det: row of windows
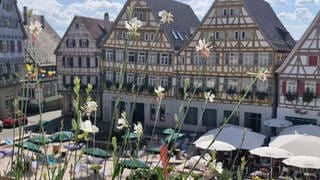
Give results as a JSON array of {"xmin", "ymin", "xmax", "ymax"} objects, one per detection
[
  {"xmin": 189, "ymin": 52, "xmax": 271, "ymax": 66},
  {"xmin": 105, "ymin": 71, "xmax": 171, "ymax": 87},
  {"xmin": 105, "ymin": 49, "xmax": 172, "ymax": 65},
  {"xmin": 0, "ymin": 16, "xmax": 18, "ymax": 28},
  {"xmin": 66, "ymin": 39, "xmax": 89, "ymax": 48},
  {"xmin": 62, "ymin": 56, "xmax": 98, "ymax": 68},
  {"xmin": 283, "ymin": 80, "xmax": 320, "ymax": 96},
  {"xmin": 0, "ymin": 63, "xmax": 23, "ymax": 75},
  {"xmin": 63, "ymin": 75, "xmax": 98, "ymax": 86},
  {"xmin": 203, "ymin": 30, "xmax": 252, "ymax": 41},
  {"xmin": 43, "ymin": 85, "xmax": 56, "ymax": 98},
  {"xmin": 118, "ymin": 31, "xmax": 157, "ymax": 41},
  {"xmin": 0, "ymin": 39, "xmax": 22, "ymax": 53}
]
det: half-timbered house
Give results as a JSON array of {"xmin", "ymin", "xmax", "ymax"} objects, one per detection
[
  {"xmin": 55, "ymin": 15, "xmax": 112, "ymax": 118},
  {"xmin": 177, "ymin": 0, "xmax": 295, "ymax": 133},
  {"xmin": 24, "ymin": 11, "xmax": 62, "ymax": 112},
  {"xmin": 0, "ymin": 0, "xmax": 26, "ymax": 118},
  {"xmin": 277, "ymin": 11, "xmax": 320, "ymax": 125},
  {"xmin": 100, "ymin": 0, "xmax": 199, "ymax": 129}
]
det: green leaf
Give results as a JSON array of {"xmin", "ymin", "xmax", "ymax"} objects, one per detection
[{"xmin": 72, "ymin": 118, "xmax": 78, "ymax": 131}]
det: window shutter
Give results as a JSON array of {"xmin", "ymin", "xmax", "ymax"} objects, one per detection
[
  {"xmin": 190, "ymin": 52, "xmax": 194, "ymax": 65},
  {"xmin": 0, "ymin": 40, "xmax": 2, "ymax": 51},
  {"xmin": 269, "ymin": 53, "xmax": 273, "ymax": 66},
  {"xmin": 140, "ymin": 32, "xmax": 145, "ymax": 41},
  {"xmin": 157, "ymin": 53, "xmax": 160, "ymax": 65},
  {"xmin": 169, "ymin": 54, "xmax": 172, "ymax": 65},
  {"xmin": 254, "ymin": 53, "xmax": 258, "ymax": 65},
  {"xmin": 224, "ymin": 78, "xmax": 228, "ymax": 90},
  {"xmin": 95, "ymin": 57, "xmax": 98, "ymax": 67},
  {"xmin": 298, "ymin": 80, "xmax": 305, "ymax": 96},
  {"xmin": 79, "ymin": 39, "xmax": 82, "ymax": 47},
  {"xmin": 168, "ymin": 77, "xmax": 172, "ymax": 88},
  {"xmin": 86, "ymin": 40, "xmax": 89, "ymax": 47},
  {"xmin": 113, "ymin": 72, "xmax": 117, "ymax": 82},
  {"xmin": 66, "ymin": 39, "xmax": 69, "ymax": 47},
  {"xmin": 145, "ymin": 75, "xmax": 149, "ymax": 87},
  {"xmin": 135, "ymin": 52, "xmax": 138, "ymax": 62},
  {"xmin": 316, "ymin": 83, "xmax": 320, "ymax": 97},
  {"xmin": 308, "ymin": 56, "xmax": 318, "ymax": 66},
  {"xmin": 113, "ymin": 49, "xmax": 116, "ymax": 62},
  {"xmin": 224, "ymin": 53, "xmax": 229, "ymax": 65},
  {"xmin": 70, "ymin": 57, "xmax": 74, "ymax": 67},
  {"xmin": 72, "ymin": 39, "xmax": 76, "ymax": 47},
  {"xmin": 63, "ymin": 76, "xmax": 66, "ymax": 85},
  {"xmin": 239, "ymin": 53, "xmax": 243, "ymax": 65},
  {"xmin": 62, "ymin": 57, "xmax": 65, "ymax": 66},
  {"xmin": 281, "ymin": 80, "xmax": 286, "ymax": 94}
]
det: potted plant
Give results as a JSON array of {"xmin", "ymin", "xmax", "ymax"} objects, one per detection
[
  {"xmin": 239, "ymin": 89, "xmax": 251, "ymax": 99},
  {"xmin": 255, "ymin": 91, "xmax": 268, "ymax": 101},
  {"xmin": 105, "ymin": 80, "xmax": 113, "ymax": 88},
  {"xmin": 303, "ymin": 91, "xmax": 315, "ymax": 103},
  {"xmin": 285, "ymin": 92, "xmax": 297, "ymax": 101},
  {"xmin": 226, "ymin": 88, "xmax": 237, "ymax": 97}
]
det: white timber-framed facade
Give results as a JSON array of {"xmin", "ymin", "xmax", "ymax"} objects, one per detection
[
  {"xmin": 177, "ymin": 0, "xmax": 295, "ymax": 134},
  {"xmin": 100, "ymin": 0, "xmax": 199, "ymax": 131},
  {"xmin": 55, "ymin": 15, "xmax": 112, "ymax": 119},
  {"xmin": 277, "ymin": 11, "xmax": 320, "ymax": 125}
]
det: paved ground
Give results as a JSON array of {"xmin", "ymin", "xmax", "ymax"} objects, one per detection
[{"xmin": 0, "ymin": 110, "xmax": 62, "ymax": 141}]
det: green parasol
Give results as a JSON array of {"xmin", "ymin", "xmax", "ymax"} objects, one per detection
[
  {"xmin": 121, "ymin": 159, "xmax": 148, "ymax": 169},
  {"xmin": 50, "ymin": 131, "xmax": 74, "ymax": 142},
  {"xmin": 15, "ymin": 141, "xmax": 41, "ymax": 153},
  {"xmin": 29, "ymin": 134, "xmax": 52, "ymax": 144},
  {"xmin": 122, "ymin": 132, "xmax": 138, "ymax": 140},
  {"xmin": 85, "ymin": 147, "xmax": 109, "ymax": 158},
  {"xmin": 165, "ymin": 132, "xmax": 184, "ymax": 143},
  {"xmin": 162, "ymin": 128, "xmax": 176, "ymax": 135}
]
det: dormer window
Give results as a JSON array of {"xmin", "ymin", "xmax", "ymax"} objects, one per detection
[
  {"xmin": 80, "ymin": 39, "xmax": 89, "ymax": 48},
  {"xmin": 134, "ymin": 11, "xmax": 146, "ymax": 21},
  {"xmin": 66, "ymin": 39, "xmax": 76, "ymax": 48},
  {"xmin": 171, "ymin": 31, "xmax": 179, "ymax": 40}
]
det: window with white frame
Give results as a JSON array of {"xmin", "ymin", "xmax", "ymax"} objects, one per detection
[
  {"xmin": 65, "ymin": 75, "xmax": 71, "ymax": 85},
  {"xmin": 228, "ymin": 78, "xmax": 238, "ymax": 91},
  {"xmin": 82, "ymin": 76, "xmax": 88, "ymax": 85},
  {"xmin": 81, "ymin": 57, "xmax": 87, "ymax": 67},
  {"xmin": 66, "ymin": 57, "xmax": 73, "ymax": 67},
  {"xmin": 137, "ymin": 74, "xmax": 145, "ymax": 86},
  {"xmin": 178, "ymin": 56, "xmax": 186, "ymax": 64},
  {"xmin": 137, "ymin": 52, "xmax": 146, "ymax": 64},
  {"xmin": 115, "ymin": 72, "xmax": 123, "ymax": 83},
  {"xmin": 128, "ymin": 51, "xmax": 135, "ymax": 62},
  {"xmin": 215, "ymin": 31, "xmax": 220, "ymax": 40},
  {"xmin": 208, "ymin": 52, "xmax": 219, "ymax": 65},
  {"xmin": 258, "ymin": 53, "xmax": 269, "ymax": 66},
  {"xmin": 241, "ymin": 31, "xmax": 246, "ymax": 40},
  {"xmin": 73, "ymin": 58, "xmax": 79, "ymax": 67},
  {"xmin": 89, "ymin": 58, "xmax": 96, "ymax": 67},
  {"xmin": 90, "ymin": 76, "xmax": 96, "ymax": 85},
  {"xmin": 10, "ymin": 64, "xmax": 14, "ymax": 73},
  {"xmin": 257, "ymin": 81, "xmax": 268, "ymax": 92},
  {"xmin": 229, "ymin": 52, "xmax": 239, "ymax": 65},
  {"xmin": 106, "ymin": 71, "xmax": 113, "ymax": 81},
  {"xmin": 127, "ymin": 73, "xmax": 134, "ymax": 83},
  {"xmin": 180, "ymin": 76, "xmax": 189, "ymax": 87},
  {"xmin": 229, "ymin": 8, "xmax": 235, "ymax": 16},
  {"xmin": 194, "ymin": 76, "xmax": 202, "ymax": 87},
  {"xmin": 305, "ymin": 81, "xmax": 316, "ymax": 93},
  {"xmin": 116, "ymin": 50, "xmax": 124, "ymax": 62},
  {"xmin": 106, "ymin": 49, "xmax": 113, "ymax": 61},
  {"xmin": 160, "ymin": 76, "xmax": 168, "ymax": 87},
  {"xmin": 194, "ymin": 52, "xmax": 204, "ymax": 65},
  {"xmin": 223, "ymin": 8, "xmax": 228, "ymax": 16},
  {"xmin": 148, "ymin": 52, "xmax": 157, "ymax": 64},
  {"xmin": 160, "ymin": 53, "xmax": 169, "ymax": 65},
  {"xmin": 134, "ymin": 11, "xmax": 145, "ymax": 21},
  {"xmin": 150, "ymin": 33, "xmax": 155, "ymax": 41},
  {"xmin": 243, "ymin": 52, "xmax": 254, "ymax": 65},
  {"xmin": 144, "ymin": 33, "xmax": 149, "ymax": 41},
  {"xmin": 148, "ymin": 75, "xmax": 156, "ymax": 86},
  {"xmin": 287, "ymin": 80, "xmax": 297, "ymax": 93},
  {"xmin": 120, "ymin": 31, "xmax": 127, "ymax": 39},
  {"xmin": 206, "ymin": 78, "xmax": 216, "ymax": 88}
]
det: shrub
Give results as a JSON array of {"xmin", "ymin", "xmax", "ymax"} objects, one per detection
[
  {"xmin": 303, "ymin": 91, "xmax": 315, "ymax": 103},
  {"xmin": 285, "ymin": 92, "xmax": 297, "ymax": 101}
]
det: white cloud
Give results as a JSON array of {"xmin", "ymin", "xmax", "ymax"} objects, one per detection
[
  {"xmin": 278, "ymin": 8, "xmax": 314, "ymax": 23},
  {"xmin": 177, "ymin": 0, "xmax": 213, "ymax": 19},
  {"xmin": 17, "ymin": 0, "xmax": 123, "ymax": 36},
  {"xmin": 295, "ymin": 0, "xmax": 320, "ymax": 6},
  {"xmin": 265, "ymin": 0, "xmax": 288, "ymax": 6}
]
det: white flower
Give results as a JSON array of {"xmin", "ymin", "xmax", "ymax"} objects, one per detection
[
  {"xmin": 125, "ymin": 17, "xmax": 142, "ymax": 32},
  {"xmin": 196, "ymin": 38, "xmax": 212, "ymax": 58},
  {"xmin": 117, "ymin": 112, "xmax": 129, "ymax": 130},
  {"xmin": 158, "ymin": 10, "xmax": 174, "ymax": 24},
  {"xmin": 80, "ymin": 120, "xmax": 99, "ymax": 133},
  {"xmin": 154, "ymin": 85, "xmax": 165, "ymax": 94},
  {"xmin": 83, "ymin": 101, "xmax": 98, "ymax": 116},
  {"xmin": 215, "ymin": 162, "xmax": 223, "ymax": 174},
  {"xmin": 29, "ymin": 20, "xmax": 42, "ymax": 39},
  {"xmin": 248, "ymin": 68, "xmax": 269, "ymax": 82},
  {"xmin": 133, "ymin": 122, "xmax": 143, "ymax": 138},
  {"xmin": 204, "ymin": 91, "xmax": 215, "ymax": 102}
]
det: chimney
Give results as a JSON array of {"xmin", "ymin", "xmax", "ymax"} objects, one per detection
[
  {"xmin": 40, "ymin": 15, "xmax": 45, "ymax": 29},
  {"xmin": 23, "ymin": 6, "xmax": 28, "ymax": 25},
  {"xmin": 104, "ymin": 13, "xmax": 109, "ymax": 23}
]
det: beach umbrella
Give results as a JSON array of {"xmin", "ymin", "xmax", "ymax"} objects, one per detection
[
  {"xmin": 280, "ymin": 124, "xmax": 320, "ymax": 137},
  {"xmin": 194, "ymin": 140, "xmax": 236, "ymax": 151},
  {"xmin": 85, "ymin": 147, "xmax": 109, "ymax": 158},
  {"xmin": 122, "ymin": 132, "xmax": 138, "ymax": 140},
  {"xmin": 269, "ymin": 134, "xmax": 320, "ymax": 157},
  {"xmin": 28, "ymin": 134, "xmax": 52, "ymax": 144},
  {"xmin": 163, "ymin": 128, "xmax": 175, "ymax": 135},
  {"xmin": 283, "ymin": 156, "xmax": 320, "ymax": 169},
  {"xmin": 165, "ymin": 132, "xmax": 184, "ymax": 142},
  {"xmin": 147, "ymin": 147, "xmax": 161, "ymax": 154},
  {"xmin": 264, "ymin": 118, "xmax": 292, "ymax": 128},
  {"xmin": 50, "ymin": 131, "xmax": 74, "ymax": 142},
  {"xmin": 16, "ymin": 141, "xmax": 41, "ymax": 153},
  {"xmin": 195, "ymin": 124, "xmax": 266, "ymax": 150},
  {"xmin": 250, "ymin": 147, "xmax": 293, "ymax": 159},
  {"xmin": 121, "ymin": 159, "xmax": 148, "ymax": 169}
]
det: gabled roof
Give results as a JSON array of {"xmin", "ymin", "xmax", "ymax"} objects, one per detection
[
  {"xmin": 99, "ymin": 0, "xmax": 200, "ymax": 51},
  {"xmin": 243, "ymin": 0, "xmax": 295, "ymax": 51},
  {"xmin": 276, "ymin": 11, "xmax": 320, "ymax": 73},
  {"xmin": 25, "ymin": 14, "xmax": 61, "ymax": 66},
  {"xmin": 146, "ymin": 0, "xmax": 200, "ymax": 50},
  {"xmin": 75, "ymin": 16, "xmax": 113, "ymax": 43},
  {"xmin": 55, "ymin": 15, "xmax": 113, "ymax": 53}
]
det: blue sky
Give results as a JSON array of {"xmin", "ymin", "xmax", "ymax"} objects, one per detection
[{"xmin": 17, "ymin": 0, "xmax": 320, "ymax": 40}]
